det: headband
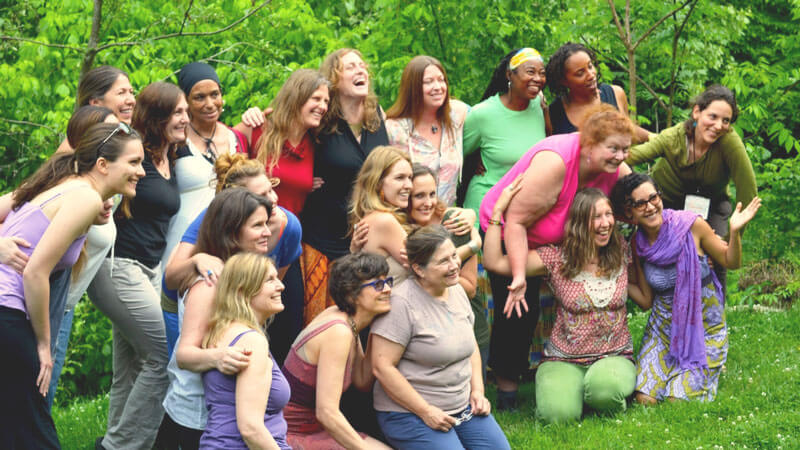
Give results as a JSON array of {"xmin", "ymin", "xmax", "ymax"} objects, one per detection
[{"xmin": 509, "ymin": 48, "xmax": 543, "ymax": 70}]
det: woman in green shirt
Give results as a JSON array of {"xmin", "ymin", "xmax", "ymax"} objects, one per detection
[{"xmin": 627, "ymin": 84, "xmax": 757, "ymax": 289}]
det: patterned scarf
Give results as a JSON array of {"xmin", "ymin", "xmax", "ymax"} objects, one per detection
[{"xmin": 634, "ymin": 209, "xmax": 719, "ymax": 370}]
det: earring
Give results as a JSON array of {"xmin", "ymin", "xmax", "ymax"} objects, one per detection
[
  {"xmin": 692, "ymin": 120, "xmax": 697, "ymax": 127},
  {"xmin": 507, "ymin": 80, "xmax": 511, "ymax": 91}
]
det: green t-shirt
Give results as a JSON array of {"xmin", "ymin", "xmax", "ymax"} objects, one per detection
[
  {"xmin": 627, "ymin": 124, "xmax": 757, "ymax": 208},
  {"xmin": 462, "ymin": 94, "xmax": 546, "ymax": 214}
]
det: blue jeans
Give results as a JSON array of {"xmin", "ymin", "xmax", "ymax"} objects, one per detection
[
  {"xmin": 377, "ymin": 407, "xmax": 510, "ymax": 450},
  {"xmin": 47, "ymin": 307, "xmax": 76, "ymax": 409}
]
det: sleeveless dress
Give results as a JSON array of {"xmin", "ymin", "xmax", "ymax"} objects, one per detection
[
  {"xmin": 201, "ymin": 329, "xmax": 291, "ymax": 449},
  {"xmin": 548, "ymin": 83, "xmax": 620, "ymax": 135},
  {"xmin": 636, "ymin": 255, "xmax": 728, "ymax": 401},
  {"xmin": 283, "ymin": 319, "xmax": 368, "ymax": 449}
]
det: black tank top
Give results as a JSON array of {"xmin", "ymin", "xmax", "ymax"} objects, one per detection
[{"xmin": 548, "ymin": 83, "xmax": 619, "ymax": 135}]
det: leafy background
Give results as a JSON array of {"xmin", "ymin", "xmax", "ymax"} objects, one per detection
[{"xmin": 1, "ymin": 0, "xmax": 798, "ymax": 402}]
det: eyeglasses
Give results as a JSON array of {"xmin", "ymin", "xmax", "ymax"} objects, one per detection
[
  {"xmin": 453, "ymin": 408, "xmax": 473, "ymax": 426},
  {"xmin": 360, "ymin": 277, "xmax": 394, "ymax": 292},
  {"xmin": 98, "ymin": 122, "xmax": 137, "ymax": 153},
  {"xmin": 628, "ymin": 191, "xmax": 662, "ymax": 211}
]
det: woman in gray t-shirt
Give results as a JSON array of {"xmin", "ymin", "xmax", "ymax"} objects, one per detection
[{"xmin": 371, "ymin": 225, "xmax": 510, "ymax": 449}]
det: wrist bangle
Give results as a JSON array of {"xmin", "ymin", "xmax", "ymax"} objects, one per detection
[
  {"xmin": 467, "ymin": 240, "xmax": 480, "ymax": 254},
  {"xmin": 487, "ymin": 218, "xmax": 502, "ymax": 226}
]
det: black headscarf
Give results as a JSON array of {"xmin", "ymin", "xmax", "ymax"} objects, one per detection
[{"xmin": 177, "ymin": 62, "xmax": 221, "ymax": 96}]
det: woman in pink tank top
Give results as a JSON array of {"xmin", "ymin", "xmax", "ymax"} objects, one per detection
[
  {"xmin": 283, "ymin": 252, "xmax": 393, "ymax": 449},
  {"xmin": 477, "ymin": 105, "xmax": 635, "ymax": 407}
]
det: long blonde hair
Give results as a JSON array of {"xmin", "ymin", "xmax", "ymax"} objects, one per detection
[
  {"xmin": 203, "ymin": 253, "xmax": 276, "ymax": 348},
  {"xmin": 348, "ymin": 146, "xmax": 411, "ymax": 233},
  {"xmin": 255, "ymin": 69, "xmax": 330, "ymax": 172},
  {"xmin": 560, "ymin": 188, "xmax": 624, "ymax": 279},
  {"xmin": 320, "ymin": 48, "xmax": 382, "ymax": 134}
]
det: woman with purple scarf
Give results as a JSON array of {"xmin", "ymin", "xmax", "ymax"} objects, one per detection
[{"xmin": 611, "ymin": 173, "xmax": 761, "ymax": 403}]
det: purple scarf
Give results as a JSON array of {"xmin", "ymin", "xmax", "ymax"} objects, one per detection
[{"xmin": 634, "ymin": 209, "xmax": 719, "ymax": 370}]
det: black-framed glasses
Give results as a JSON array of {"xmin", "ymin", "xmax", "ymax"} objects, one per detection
[
  {"xmin": 628, "ymin": 191, "xmax": 662, "ymax": 211},
  {"xmin": 98, "ymin": 122, "xmax": 137, "ymax": 153},
  {"xmin": 360, "ymin": 277, "xmax": 394, "ymax": 292}
]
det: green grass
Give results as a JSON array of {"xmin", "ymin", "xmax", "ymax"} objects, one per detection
[{"xmin": 55, "ymin": 307, "xmax": 800, "ymax": 449}]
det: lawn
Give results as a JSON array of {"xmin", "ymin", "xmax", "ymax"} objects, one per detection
[{"xmin": 54, "ymin": 307, "xmax": 800, "ymax": 449}]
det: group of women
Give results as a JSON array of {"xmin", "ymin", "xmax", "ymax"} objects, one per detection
[{"xmin": 0, "ymin": 39, "xmax": 760, "ymax": 449}]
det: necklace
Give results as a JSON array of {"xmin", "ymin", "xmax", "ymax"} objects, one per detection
[
  {"xmin": 189, "ymin": 121, "xmax": 218, "ymax": 164},
  {"xmin": 346, "ymin": 316, "xmax": 359, "ymax": 340},
  {"xmin": 431, "ymin": 123, "xmax": 439, "ymax": 134}
]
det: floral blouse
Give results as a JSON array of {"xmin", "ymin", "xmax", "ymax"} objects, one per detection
[
  {"xmin": 537, "ymin": 243, "xmax": 634, "ymax": 365},
  {"xmin": 386, "ymin": 100, "xmax": 467, "ymax": 206}
]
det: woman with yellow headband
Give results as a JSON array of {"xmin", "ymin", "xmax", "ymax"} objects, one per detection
[{"xmin": 460, "ymin": 47, "xmax": 550, "ymax": 411}]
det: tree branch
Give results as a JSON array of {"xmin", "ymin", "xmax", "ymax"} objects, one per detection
[
  {"xmin": 95, "ymin": 0, "xmax": 272, "ymax": 51},
  {"xmin": 0, "ymin": 36, "xmax": 82, "ymax": 51},
  {"xmin": 633, "ymin": 0, "xmax": 694, "ymax": 50},
  {"xmin": 0, "ymin": 117, "xmax": 63, "ymax": 136},
  {"xmin": 179, "ymin": 0, "xmax": 195, "ymax": 35},
  {"xmin": 607, "ymin": 0, "xmax": 631, "ymax": 49}
]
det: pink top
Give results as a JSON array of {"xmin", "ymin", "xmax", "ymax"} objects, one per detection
[{"xmin": 479, "ymin": 133, "xmax": 620, "ymax": 246}]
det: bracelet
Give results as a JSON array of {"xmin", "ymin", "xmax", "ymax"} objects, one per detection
[
  {"xmin": 467, "ymin": 240, "xmax": 481, "ymax": 254},
  {"xmin": 487, "ymin": 218, "xmax": 502, "ymax": 226}
]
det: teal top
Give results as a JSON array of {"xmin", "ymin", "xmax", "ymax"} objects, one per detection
[{"xmin": 462, "ymin": 94, "xmax": 546, "ymax": 214}]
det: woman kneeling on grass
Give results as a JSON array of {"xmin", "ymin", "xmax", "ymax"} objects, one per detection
[
  {"xmin": 371, "ymin": 225, "xmax": 510, "ymax": 449},
  {"xmin": 483, "ymin": 179, "xmax": 651, "ymax": 423},
  {"xmin": 611, "ymin": 172, "xmax": 761, "ymax": 403},
  {"xmin": 201, "ymin": 252, "xmax": 289, "ymax": 449}
]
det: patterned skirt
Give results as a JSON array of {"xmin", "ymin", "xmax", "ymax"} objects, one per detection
[{"xmin": 635, "ymin": 279, "xmax": 728, "ymax": 401}]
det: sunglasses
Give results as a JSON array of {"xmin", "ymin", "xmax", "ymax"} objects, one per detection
[
  {"xmin": 97, "ymin": 122, "xmax": 137, "ymax": 153},
  {"xmin": 360, "ymin": 277, "xmax": 394, "ymax": 292},
  {"xmin": 628, "ymin": 191, "xmax": 662, "ymax": 211}
]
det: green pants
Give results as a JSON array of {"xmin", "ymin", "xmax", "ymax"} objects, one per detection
[{"xmin": 535, "ymin": 356, "xmax": 636, "ymax": 423}]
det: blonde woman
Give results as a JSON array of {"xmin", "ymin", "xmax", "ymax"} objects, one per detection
[{"xmin": 200, "ymin": 252, "xmax": 290, "ymax": 449}]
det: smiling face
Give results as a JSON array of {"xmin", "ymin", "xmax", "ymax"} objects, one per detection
[
  {"xmin": 590, "ymin": 198, "xmax": 615, "ymax": 248},
  {"xmin": 509, "ymin": 59, "xmax": 546, "ymax": 100},
  {"xmin": 237, "ymin": 205, "xmax": 271, "ymax": 254},
  {"xmin": 587, "ymin": 133, "xmax": 631, "ymax": 174},
  {"xmin": 250, "ymin": 264, "xmax": 284, "ymax": 320},
  {"xmin": 421, "ymin": 64, "xmax": 447, "ymax": 111},
  {"xmin": 410, "ymin": 173, "xmax": 438, "ymax": 225},
  {"xmin": 92, "ymin": 74, "xmax": 136, "ymax": 124},
  {"xmin": 337, "ymin": 51, "xmax": 369, "ymax": 99},
  {"xmin": 165, "ymin": 96, "xmax": 189, "ymax": 144},
  {"xmin": 299, "ymin": 84, "xmax": 330, "ymax": 131},
  {"xmin": 243, "ymin": 173, "xmax": 278, "ymax": 204},
  {"xmin": 562, "ymin": 51, "xmax": 598, "ymax": 95},
  {"xmin": 627, "ymin": 182, "xmax": 663, "ymax": 231},
  {"xmin": 105, "ymin": 139, "xmax": 145, "ymax": 197},
  {"xmin": 93, "ymin": 198, "xmax": 115, "ymax": 225},
  {"xmin": 380, "ymin": 159, "xmax": 413, "ymax": 208},
  {"xmin": 188, "ymin": 79, "xmax": 223, "ymax": 125},
  {"xmin": 354, "ymin": 276, "xmax": 392, "ymax": 316},
  {"xmin": 417, "ymin": 239, "xmax": 460, "ymax": 289},
  {"xmin": 692, "ymin": 99, "xmax": 733, "ymax": 148}
]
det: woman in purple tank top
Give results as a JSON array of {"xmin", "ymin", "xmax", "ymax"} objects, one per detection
[
  {"xmin": 283, "ymin": 252, "xmax": 392, "ymax": 449},
  {"xmin": 200, "ymin": 252, "xmax": 290, "ymax": 449},
  {"xmin": 0, "ymin": 122, "xmax": 145, "ymax": 449}
]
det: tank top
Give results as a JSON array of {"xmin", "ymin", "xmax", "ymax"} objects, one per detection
[
  {"xmin": 479, "ymin": 133, "xmax": 620, "ymax": 246},
  {"xmin": 201, "ymin": 329, "xmax": 291, "ymax": 449},
  {"xmin": 0, "ymin": 188, "xmax": 88, "ymax": 316},
  {"xmin": 549, "ymin": 83, "xmax": 620, "ymax": 135}
]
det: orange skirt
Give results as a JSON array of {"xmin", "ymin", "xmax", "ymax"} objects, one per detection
[{"xmin": 299, "ymin": 243, "xmax": 336, "ymax": 325}]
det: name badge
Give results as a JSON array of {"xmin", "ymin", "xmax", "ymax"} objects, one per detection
[{"xmin": 684, "ymin": 194, "xmax": 710, "ymax": 219}]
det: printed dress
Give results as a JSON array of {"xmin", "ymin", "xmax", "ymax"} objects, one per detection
[{"xmin": 636, "ymin": 255, "xmax": 728, "ymax": 401}]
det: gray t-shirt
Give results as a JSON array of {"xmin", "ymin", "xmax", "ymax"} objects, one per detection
[{"xmin": 371, "ymin": 278, "xmax": 476, "ymax": 414}]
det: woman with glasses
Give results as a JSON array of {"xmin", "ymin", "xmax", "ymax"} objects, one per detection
[
  {"xmin": 611, "ymin": 173, "xmax": 760, "ymax": 404},
  {"xmin": 282, "ymin": 252, "xmax": 392, "ymax": 449},
  {"xmin": 478, "ymin": 104, "xmax": 632, "ymax": 410},
  {"xmin": 0, "ymin": 122, "xmax": 144, "ymax": 448},
  {"xmin": 89, "ymin": 82, "xmax": 189, "ymax": 450},
  {"xmin": 371, "ymin": 226, "xmax": 510, "ymax": 449}
]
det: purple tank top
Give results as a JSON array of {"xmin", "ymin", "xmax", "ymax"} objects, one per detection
[
  {"xmin": 200, "ymin": 329, "xmax": 291, "ymax": 449},
  {"xmin": 0, "ymin": 191, "xmax": 87, "ymax": 317}
]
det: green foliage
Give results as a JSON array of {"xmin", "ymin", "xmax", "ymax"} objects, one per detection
[{"xmin": 54, "ymin": 298, "xmax": 113, "ymax": 404}]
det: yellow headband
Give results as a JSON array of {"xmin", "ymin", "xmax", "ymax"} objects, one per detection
[{"xmin": 509, "ymin": 48, "xmax": 543, "ymax": 70}]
